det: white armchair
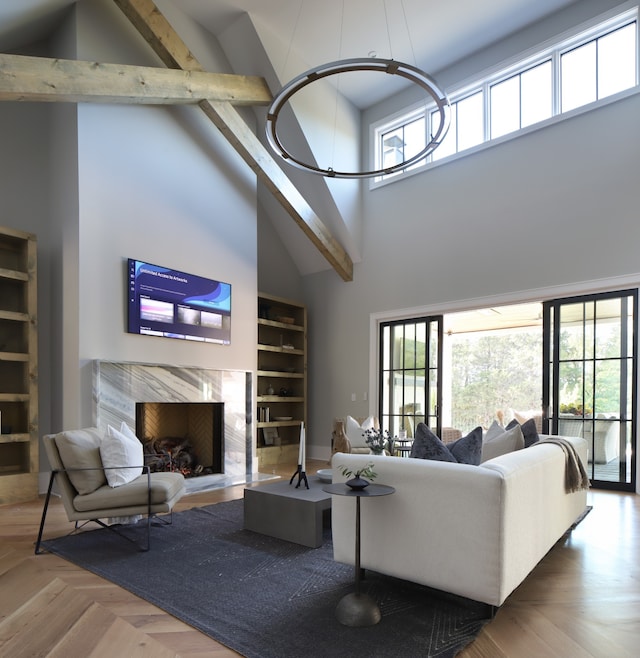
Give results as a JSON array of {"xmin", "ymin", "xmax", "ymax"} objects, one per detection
[{"xmin": 36, "ymin": 428, "xmax": 185, "ymax": 553}]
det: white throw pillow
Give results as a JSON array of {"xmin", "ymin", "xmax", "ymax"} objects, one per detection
[
  {"xmin": 345, "ymin": 415, "xmax": 375, "ymax": 449},
  {"xmin": 480, "ymin": 424, "xmax": 524, "ymax": 463},
  {"xmin": 100, "ymin": 423, "xmax": 144, "ymax": 488}
]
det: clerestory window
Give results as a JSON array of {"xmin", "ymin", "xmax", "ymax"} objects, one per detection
[{"xmin": 373, "ymin": 8, "xmax": 638, "ymax": 185}]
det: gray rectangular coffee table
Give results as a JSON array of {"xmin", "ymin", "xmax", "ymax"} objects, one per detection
[{"xmin": 243, "ymin": 476, "xmax": 331, "ymax": 548}]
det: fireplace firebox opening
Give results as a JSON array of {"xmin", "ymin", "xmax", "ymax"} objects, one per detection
[{"xmin": 135, "ymin": 402, "xmax": 224, "ymax": 477}]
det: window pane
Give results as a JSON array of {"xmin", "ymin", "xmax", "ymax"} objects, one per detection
[
  {"xmin": 559, "ymin": 303, "xmax": 585, "ymax": 360},
  {"xmin": 415, "ymin": 322, "xmax": 426, "ymax": 369},
  {"xmin": 382, "ymin": 127, "xmax": 404, "ymax": 168},
  {"xmin": 598, "ymin": 23, "xmax": 637, "ymax": 99},
  {"xmin": 521, "ymin": 60, "xmax": 553, "ymax": 127},
  {"xmin": 429, "ymin": 321, "xmax": 438, "ymax": 369},
  {"xmin": 391, "ymin": 324, "xmax": 403, "ymax": 367},
  {"xmin": 404, "ymin": 116, "xmax": 427, "ymax": 170},
  {"xmin": 404, "ymin": 323, "xmax": 416, "ymax": 368},
  {"xmin": 594, "ymin": 359, "xmax": 620, "ymax": 416},
  {"xmin": 431, "ymin": 105, "xmax": 457, "ymax": 161},
  {"xmin": 457, "ymin": 92, "xmax": 484, "ymax": 151},
  {"xmin": 382, "ymin": 325, "xmax": 390, "ymax": 369},
  {"xmin": 561, "ymin": 40, "xmax": 597, "ymax": 112},
  {"xmin": 595, "ymin": 298, "xmax": 621, "ymax": 359},
  {"xmin": 403, "ymin": 117, "xmax": 425, "ymax": 159},
  {"xmin": 491, "ymin": 75, "xmax": 520, "ymax": 138}
]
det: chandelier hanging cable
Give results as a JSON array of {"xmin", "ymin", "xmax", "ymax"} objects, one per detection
[{"xmin": 265, "ymin": 2, "xmax": 450, "ymax": 179}]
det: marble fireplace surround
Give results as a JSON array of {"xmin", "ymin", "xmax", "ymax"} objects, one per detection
[{"xmin": 92, "ymin": 360, "xmax": 255, "ymax": 488}]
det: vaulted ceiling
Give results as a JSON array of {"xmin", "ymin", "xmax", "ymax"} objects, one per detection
[
  {"xmin": 0, "ymin": 0, "xmax": 581, "ymax": 108},
  {"xmin": 0, "ymin": 0, "xmax": 592, "ymax": 322},
  {"xmin": 0, "ymin": 0, "xmax": 585, "ymax": 285}
]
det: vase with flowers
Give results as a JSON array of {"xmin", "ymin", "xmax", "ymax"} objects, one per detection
[{"xmin": 363, "ymin": 428, "xmax": 391, "ymax": 455}]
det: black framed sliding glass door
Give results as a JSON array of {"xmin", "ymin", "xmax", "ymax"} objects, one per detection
[
  {"xmin": 378, "ymin": 317, "xmax": 443, "ymax": 438},
  {"xmin": 543, "ymin": 290, "xmax": 637, "ymax": 491}
]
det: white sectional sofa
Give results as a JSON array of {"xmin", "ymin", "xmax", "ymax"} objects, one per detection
[{"xmin": 330, "ymin": 435, "xmax": 588, "ymax": 607}]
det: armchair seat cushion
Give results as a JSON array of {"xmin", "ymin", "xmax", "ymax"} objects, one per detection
[{"xmin": 73, "ymin": 471, "xmax": 185, "ymax": 513}]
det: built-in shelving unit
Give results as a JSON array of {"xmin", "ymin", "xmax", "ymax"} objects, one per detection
[
  {"xmin": 257, "ymin": 293, "xmax": 307, "ymax": 468},
  {"xmin": 0, "ymin": 226, "xmax": 38, "ymax": 504}
]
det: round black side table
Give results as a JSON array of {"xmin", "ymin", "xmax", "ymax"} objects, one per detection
[{"xmin": 323, "ymin": 482, "xmax": 395, "ymax": 626}]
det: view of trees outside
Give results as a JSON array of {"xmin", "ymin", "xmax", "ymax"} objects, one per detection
[
  {"xmin": 384, "ymin": 304, "xmax": 630, "ymax": 439},
  {"xmin": 556, "ymin": 318, "xmax": 626, "ymax": 417},
  {"xmin": 448, "ymin": 320, "xmax": 627, "ymax": 433},
  {"xmin": 449, "ymin": 328, "xmax": 542, "ymax": 433}
]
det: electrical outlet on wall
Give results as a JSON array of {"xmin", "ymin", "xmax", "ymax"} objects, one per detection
[{"xmin": 351, "ymin": 393, "xmax": 356, "ymax": 402}]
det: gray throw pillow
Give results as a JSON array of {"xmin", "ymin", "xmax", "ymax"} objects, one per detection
[
  {"xmin": 54, "ymin": 428, "xmax": 107, "ymax": 495},
  {"xmin": 484, "ymin": 420, "xmax": 505, "ymax": 441},
  {"xmin": 410, "ymin": 423, "xmax": 482, "ymax": 465},
  {"xmin": 481, "ymin": 424, "xmax": 524, "ymax": 462},
  {"xmin": 506, "ymin": 417, "xmax": 540, "ymax": 447}
]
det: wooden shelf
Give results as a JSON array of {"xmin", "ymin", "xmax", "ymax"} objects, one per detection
[
  {"xmin": 0, "ymin": 268, "xmax": 29, "ymax": 282},
  {"xmin": 258, "ymin": 318, "xmax": 304, "ymax": 332},
  {"xmin": 257, "ymin": 370, "xmax": 304, "ymax": 379},
  {"xmin": 0, "ymin": 352, "xmax": 29, "ymax": 362},
  {"xmin": 257, "ymin": 293, "xmax": 307, "ymax": 464},
  {"xmin": 257, "ymin": 420, "xmax": 302, "ymax": 428},
  {"xmin": 0, "ymin": 310, "xmax": 29, "ymax": 322},
  {"xmin": 0, "ymin": 393, "xmax": 30, "ymax": 402},
  {"xmin": 0, "ymin": 433, "xmax": 30, "ymax": 444},
  {"xmin": 258, "ymin": 344, "xmax": 304, "ymax": 355},
  {"xmin": 0, "ymin": 226, "xmax": 38, "ymax": 505}
]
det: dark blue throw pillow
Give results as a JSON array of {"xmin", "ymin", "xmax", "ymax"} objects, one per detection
[
  {"xmin": 410, "ymin": 423, "xmax": 483, "ymax": 465},
  {"xmin": 447, "ymin": 426, "xmax": 483, "ymax": 465},
  {"xmin": 506, "ymin": 417, "xmax": 540, "ymax": 448}
]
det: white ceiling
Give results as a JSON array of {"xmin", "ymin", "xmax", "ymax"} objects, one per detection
[
  {"xmin": 445, "ymin": 302, "xmax": 542, "ymax": 335},
  {"xmin": 1, "ymin": 0, "xmax": 581, "ymax": 108}
]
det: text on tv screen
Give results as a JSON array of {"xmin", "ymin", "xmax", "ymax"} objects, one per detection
[{"xmin": 128, "ymin": 259, "xmax": 231, "ymax": 344}]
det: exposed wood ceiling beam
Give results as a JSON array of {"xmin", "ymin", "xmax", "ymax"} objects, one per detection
[
  {"xmin": 0, "ymin": 53, "xmax": 271, "ymax": 105},
  {"xmin": 113, "ymin": 0, "xmax": 353, "ymax": 282}
]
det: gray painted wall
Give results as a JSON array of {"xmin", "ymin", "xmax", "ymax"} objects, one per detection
[
  {"xmin": 303, "ymin": 89, "xmax": 640, "ymax": 463},
  {"xmin": 299, "ymin": 0, "xmax": 640, "ymax": 482},
  {"xmin": 0, "ymin": 0, "xmax": 260, "ymax": 479}
]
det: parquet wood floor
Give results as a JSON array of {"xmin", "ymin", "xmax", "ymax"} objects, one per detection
[{"xmin": 1, "ymin": 460, "xmax": 638, "ymax": 657}]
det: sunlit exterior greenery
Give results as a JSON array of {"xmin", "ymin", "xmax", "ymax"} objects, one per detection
[{"xmin": 450, "ymin": 329, "xmax": 542, "ymax": 432}]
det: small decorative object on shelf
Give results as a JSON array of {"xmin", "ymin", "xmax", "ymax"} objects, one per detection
[
  {"xmin": 363, "ymin": 428, "xmax": 391, "ymax": 455},
  {"xmin": 339, "ymin": 462, "xmax": 378, "ymax": 490}
]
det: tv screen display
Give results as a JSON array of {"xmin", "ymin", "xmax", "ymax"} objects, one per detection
[{"xmin": 128, "ymin": 259, "xmax": 231, "ymax": 344}]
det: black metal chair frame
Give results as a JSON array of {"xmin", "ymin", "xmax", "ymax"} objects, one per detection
[{"xmin": 35, "ymin": 464, "xmax": 173, "ymax": 555}]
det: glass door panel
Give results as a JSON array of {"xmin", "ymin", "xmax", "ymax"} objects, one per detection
[
  {"xmin": 544, "ymin": 290, "xmax": 637, "ymax": 491},
  {"xmin": 379, "ymin": 316, "xmax": 443, "ymax": 438}
]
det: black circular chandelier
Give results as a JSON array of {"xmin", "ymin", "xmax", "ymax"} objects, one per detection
[{"xmin": 265, "ymin": 57, "xmax": 450, "ymax": 179}]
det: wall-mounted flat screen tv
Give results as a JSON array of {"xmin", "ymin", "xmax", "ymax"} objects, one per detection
[{"xmin": 128, "ymin": 259, "xmax": 231, "ymax": 344}]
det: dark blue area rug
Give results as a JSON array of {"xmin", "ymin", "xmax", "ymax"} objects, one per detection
[{"xmin": 42, "ymin": 498, "xmax": 494, "ymax": 657}]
